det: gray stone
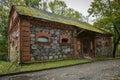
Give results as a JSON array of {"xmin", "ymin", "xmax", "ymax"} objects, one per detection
[
  {"xmin": 44, "ymin": 56, "xmax": 48, "ymax": 60},
  {"xmin": 44, "ymin": 45, "xmax": 50, "ymax": 48},
  {"xmin": 36, "ymin": 56, "xmax": 41, "ymax": 60},
  {"xmin": 33, "ymin": 49, "xmax": 40, "ymax": 55},
  {"xmin": 57, "ymin": 52, "xmax": 61, "ymax": 55},
  {"xmin": 31, "ymin": 45, "xmax": 37, "ymax": 49},
  {"xmin": 30, "ymin": 41, "xmax": 35, "ymax": 44},
  {"xmin": 31, "ymin": 57, "xmax": 35, "ymax": 61},
  {"xmin": 35, "ymin": 27, "xmax": 40, "ymax": 31},
  {"xmin": 30, "ymin": 34, "xmax": 35, "ymax": 38},
  {"xmin": 41, "ymin": 56, "xmax": 44, "ymax": 60},
  {"xmin": 56, "ymin": 31, "xmax": 59, "ymax": 35},
  {"xmin": 59, "ymin": 55, "xmax": 62, "ymax": 58},
  {"xmin": 49, "ymin": 56, "xmax": 53, "ymax": 59},
  {"xmin": 54, "ymin": 55, "xmax": 58, "ymax": 59},
  {"xmin": 50, "ymin": 30, "xmax": 54, "ymax": 34},
  {"xmin": 31, "ymin": 38, "xmax": 35, "ymax": 41},
  {"xmin": 53, "ymin": 40, "xmax": 58, "ymax": 44}
]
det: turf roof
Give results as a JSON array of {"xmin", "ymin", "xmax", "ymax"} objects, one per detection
[{"xmin": 14, "ymin": 5, "xmax": 108, "ymax": 34}]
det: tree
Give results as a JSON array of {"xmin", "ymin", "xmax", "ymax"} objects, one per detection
[
  {"xmin": 24, "ymin": 0, "xmax": 40, "ymax": 8},
  {"xmin": 49, "ymin": 0, "xmax": 84, "ymax": 21},
  {"xmin": 0, "ymin": 0, "xmax": 24, "ymax": 53},
  {"xmin": 88, "ymin": 0, "xmax": 120, "ymax": 58},
  {"xmin": 49, "ymin": 0, "xmax": 67, "ymax": 15}
]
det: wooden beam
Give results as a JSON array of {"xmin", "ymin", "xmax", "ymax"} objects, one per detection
[{"xmin": 77, "ymin": 29, "xmax": 85, "ymax": 35}]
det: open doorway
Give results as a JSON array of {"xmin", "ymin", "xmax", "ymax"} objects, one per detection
[{"xmin": 82, "ymin": 39, "xmax": 90, "ymax": 57}]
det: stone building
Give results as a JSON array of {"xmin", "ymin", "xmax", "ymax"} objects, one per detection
[{"xmin": 8, "ymin": 5, "xmax": 112, "ymax": 63}]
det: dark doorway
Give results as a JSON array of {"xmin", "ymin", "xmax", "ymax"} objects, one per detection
[{"xmin": 82, "ymin": 39, "xmax": 90, "ymax": 56}]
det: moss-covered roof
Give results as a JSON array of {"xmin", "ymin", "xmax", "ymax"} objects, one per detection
[{"xmin": 14, "ymin": 5, "xmax": 108, "ymax": 34}]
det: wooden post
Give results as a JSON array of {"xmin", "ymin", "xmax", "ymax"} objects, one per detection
[
  {"xmin": 20, "ymin": 18, "xmax": 31, "ymax": 62},
  {"xmin": 109, "ymin": 37, "xmax": 112, "ymax": 57},
  {"xmin": 81, "ymin": 40, "xmax": 84, "ymax": 57},
  {"xmin": 73, "ymin": 29, "xmax": 77, "ymax": 58},
  {"xmin": 94, "ymin": 36, "xmax": 97, "ymax": 58}
]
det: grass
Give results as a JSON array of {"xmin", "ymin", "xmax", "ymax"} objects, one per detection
[
  {"xmin": 0, "ymin": 61, "xmax": 18, "ymax": 74},
  {"xmin": 21, "ymin": 59, "xmax": 91, "ymax": 71},
  {"xmin": 0, "ymin": 57, "xmax": 118, "ymax": 75},
  {"xmin": 0, "ymin": 59, "xmax": 91, "ymax": 75},
  {"xmin": 116, "ymin": 44, "xmax": 120, "ymax": 58}
]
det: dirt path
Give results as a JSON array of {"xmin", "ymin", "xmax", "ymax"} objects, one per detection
[{"xmin": 1, "ymin": 59, "xmax": 120, "ymax": 80}]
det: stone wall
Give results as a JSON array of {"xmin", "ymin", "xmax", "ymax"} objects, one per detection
[
  {"xmin": 30, "ymin": 24, "xmax": 74, "ymax": 61},
  {"xmin": 96, "ymin": 36, "xmax": 111, "ymax": 57},
  {"xmin": 10, "ymin": 29, "xmax": 19, "ymax": 62}
]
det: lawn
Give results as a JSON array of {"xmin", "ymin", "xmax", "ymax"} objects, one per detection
[
  {"xmin": 0, "ymin": 61, "xmax": 18, "ymax": 74},
  {"xmin": 0, "ymin": 59, "xmax": 92, "ymax": 75}
]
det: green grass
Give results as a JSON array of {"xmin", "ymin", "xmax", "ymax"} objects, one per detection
[
  {"xmin": 0, "ymin": 59, "xmax": 91, "ymax": 75},
  {"xmin": 0, "ymin": 58, "xmax": 117, "ymax": 75},
  {"xmin": 20, "ymin": 59, "xmax": 91, "ymax": 71},
  {"xmin": 116, "ymin": 44, "xmax": 120, "ymax": 58},
  {"xmin": 0, "ymin": 61, "xmax": 18, "ymax": 74}
]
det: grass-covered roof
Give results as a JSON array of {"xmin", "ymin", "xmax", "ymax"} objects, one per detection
[{"xmin": 14, "ymin": 5, "xmax": 108, "ymax": 34}]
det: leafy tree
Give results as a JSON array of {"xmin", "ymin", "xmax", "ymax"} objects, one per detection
[
  {"xmin": 49, "ymin": 0, "xmax": 84, "ymax": 21},
  {"xmin": 88, "ymin": 0, "xmax": 120, "ymax": 58},
  {"xmin": 24, "ymin": 0, "xmax": 40, "ymax": 8},
  {"xmin": 0, "ymin": 0, "xmax": 25, "ymax": 55},
  {"xmin": 49, "ymin": 0, "xmax": 67, "ymax": 14}
]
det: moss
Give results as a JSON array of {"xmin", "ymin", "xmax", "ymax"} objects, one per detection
[{"xmin": 15, "ymin": 6, "xmax": 107, "ymax": 34}]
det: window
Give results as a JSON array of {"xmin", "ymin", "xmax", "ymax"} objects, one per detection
[
  {"xmin": 36, "ymin": 32, "xmax": 50, "ymax": 44},
  {"xmin": 60, "ymin": 34, "xmax": 70, "ymax": 44},
  {"xmin": 62, "ymin": 38, "xmax": 68, "ymax": 43},
  {"xmin": 37, "ymin": 36, "xmax": 48, "ymax": 42}
]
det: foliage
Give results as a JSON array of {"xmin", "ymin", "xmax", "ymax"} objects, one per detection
[
  {"xmin": 0, "ymin": 0, "xmax": 26, "ymax": 59},
  {"xmin": 48, "ymin": 0, "xmax": 83, "ymax": 21},
  {"xmin": 88, "ymin": 0, "xmax": 120, "ymax": 58}
]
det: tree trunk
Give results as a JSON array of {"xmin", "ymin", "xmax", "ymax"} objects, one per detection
[
  {"xmin": 113, "ymin": 38, "xmax": 120, "ymax": 58},
  {"xmin": 113, "ymin": 43, "xmax": 118, "ymax": 58}
]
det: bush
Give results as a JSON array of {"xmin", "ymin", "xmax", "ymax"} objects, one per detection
[
  {"xmin": 0, "ymin": 37, "xmax": 8, "ymax": 53},
  {"xmin": 0, "ymin": 53, "xmax": 8, "ymax": 61}
]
